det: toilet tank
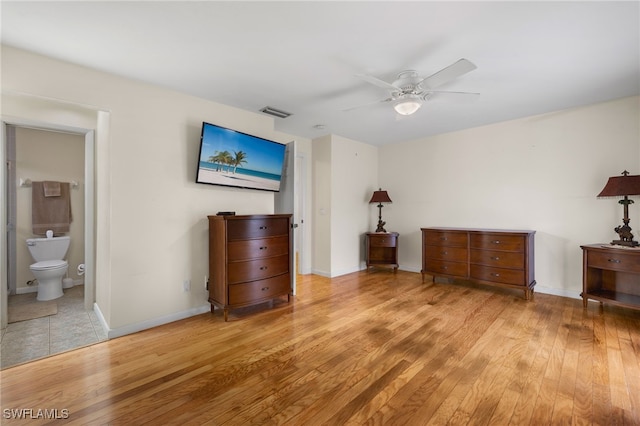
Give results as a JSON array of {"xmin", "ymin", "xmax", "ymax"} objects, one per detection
[{"xmin": 26, "ymin": 236, "xmax": 70, "ymax": 262}]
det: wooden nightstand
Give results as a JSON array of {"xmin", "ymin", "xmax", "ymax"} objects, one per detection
[
  {"xmin": 581, "ymin": 244, "xmax": 640, "ymax": 311},
  {"xmin": 365, "ymin": 232, "xmax": 399, "ymax": 272}
]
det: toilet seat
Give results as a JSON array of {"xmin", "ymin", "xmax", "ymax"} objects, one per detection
[{"xmin": 30, "ymin": 260, "xmax": 68, "ymax": 271}]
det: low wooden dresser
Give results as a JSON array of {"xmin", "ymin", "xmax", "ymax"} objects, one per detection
[
  {"xmin": 365, "ymin": 232, "xmax": 399, "ymax": 272},
  {"xmin": 581, "ymin": 244, "xmax": 640, "ymax": 311},
  {"xmin": 421, "ymin": 227, "xmax": 536, "ymax": 300},
  {"xmin": 208, "ymin": 214, "xmax": 292, "ymax": 321}
]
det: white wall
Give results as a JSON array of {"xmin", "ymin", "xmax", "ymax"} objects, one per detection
[
  {"xmin": 380, "ymin": 96, "xmax": 640, "ymax": 298},
  {"xmin": 311, "ymin": 134, "xmax": 378, "ymax": 277},
  {"xmin": 312, "ymin": 135, "xmax": 332, "ymax": 276},
  {"xmin": 330, "ymin": 135, "xmax": 379, "ymax": 275},
  {"xmin": 1, "ymin": 46, "xmax": 311, "ymax": 334}
]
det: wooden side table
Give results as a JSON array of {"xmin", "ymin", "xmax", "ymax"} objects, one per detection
[
  {"xmin": 365, "ymin": 232, "xmax": 399, "ymax": 272},
  {"xmin": 581, "ymin": 244, "xmax": 640, "ymax": 311}
]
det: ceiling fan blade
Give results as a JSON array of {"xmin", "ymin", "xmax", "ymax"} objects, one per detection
[
  {"xmin": 422, "ymin": 90, "xmax": 480, "ymax": 98},
  {"xmin": 355, "ymin": 74, "xmax": 398, "ymax": 91},
  {"xmin": 419, "ymin": 59, "xmax": 477, "ymax": 89},
  {"xmin": 342, "ymin": 97, "xmax": 393, "ymax": 112},
  {"xmin": 423, "ymin": 91, "xmax": 480, "ymax": 104}
]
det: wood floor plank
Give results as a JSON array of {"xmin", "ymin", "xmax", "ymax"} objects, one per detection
[
  {"xmin": 508, "ymin": 293, "xmax": 565, "ymax": 424},
  {"xmin": 592, "ymin": 304, "xmax": 614, "ymax": 425},
  {"xmin": 1, "ymin": 271, "xmax": 639, "ymax": 425},
  {"xmin": 572, "ymin": 306, "xmax": 595, "ymax": 421}
]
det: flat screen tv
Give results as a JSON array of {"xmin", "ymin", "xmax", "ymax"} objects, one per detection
[{"xmin": 196, "ymin": 122, "xmax": 287, "ymax": 192}]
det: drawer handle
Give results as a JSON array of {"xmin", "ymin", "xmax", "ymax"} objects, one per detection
[
  {"xmin": 491, "ymin": 273, "xmax": 500, "ymax": 277},
  {"xmin": 261, "ymin": 287, "xmax": 270, "ymax": 291},
  {"xmin": 491, "ymin": 256, "xmax": 500, "ymax": 261},
  {"xmin": 441, "ymin": 251, "xmax": 448, "ymax": 255},
  {"xmin": 259, "ymin": 226, "xmax": 268, "ymax": 230},
  {"xmin": 443, "ymin": 266, "xmax": 448, "ymax": 270},
  {"xmin": 608, "ymin": 258, "xmax": 621, "ymax": 263},
  {"xmin": 259, "ymin": 246, "xmax": 268, "ymax": 250},
  {"xmin": 260, "ymin": 266, "xmax": 268, "ymax": 270},
  {"xmin": 440, "ymin": 237, "xmax": 447, "ymax": 241},
  {"xmin": 492, "ymin": 240, "xmax": 501, "ymax": 244}
]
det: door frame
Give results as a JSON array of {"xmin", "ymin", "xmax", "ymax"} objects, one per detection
[{"xmin": 274, "ymin": 140, "xmax": 308, "ymax": 295}]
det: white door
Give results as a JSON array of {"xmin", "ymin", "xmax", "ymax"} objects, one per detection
[{"xmin": 274, "ymin": 140, "xmax": 298, "ymax": 295}]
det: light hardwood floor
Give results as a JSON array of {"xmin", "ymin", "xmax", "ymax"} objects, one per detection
[{"xmin": 1, "ymin": 270, "xmax": 639, "ymax": 425}]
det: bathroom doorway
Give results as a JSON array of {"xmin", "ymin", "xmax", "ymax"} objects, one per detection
[
  {"xmin": 2, "ymin": 121, "xmax": 99, "ymax": 368},
  {"xmin": 11, "ymin": 127, "xmax": 85, "ymax": 296}
]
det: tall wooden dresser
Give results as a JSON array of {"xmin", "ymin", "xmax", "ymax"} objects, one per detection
[
  {"xmin": 421, "ymin": 227, "xmax": 536, "ymax": 300},
  {"xmin": 208, "ymin": 214, "xmax": 292, "ymax": 321}
]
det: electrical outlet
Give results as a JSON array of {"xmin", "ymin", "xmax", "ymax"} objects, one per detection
[{"xmin": 183, "ymin": 279, "xmax": 191, "ymax": 292}]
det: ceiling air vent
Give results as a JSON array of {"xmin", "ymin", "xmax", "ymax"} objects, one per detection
[{"xmin": 259, "ymin": 106, "xmax": 292, "ymax": 119}]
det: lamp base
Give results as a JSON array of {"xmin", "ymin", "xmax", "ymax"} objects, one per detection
[
  {"xmin": 611, "ymin": 224, "xmax": 638, "ymax": 247},
  {"xmin": 610, "ymin": 239, "xmax": 639, "ymax": 247},
  {"xmin": 375, "ymin": 220, "xmax": 387, "ymax": 233}
]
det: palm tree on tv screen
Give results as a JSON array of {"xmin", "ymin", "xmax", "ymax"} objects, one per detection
[
  {"xmin": 208, "ymin": 150, "xmax": 233, "ymax": 172},
  {"xmin": 231, "ymin": 150, "xmax": 248, "ymax": 174}
]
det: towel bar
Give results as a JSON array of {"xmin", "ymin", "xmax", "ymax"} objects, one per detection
[{"xmin": 19, "ymin": 179, "xmax": 79, "ymax": 189}]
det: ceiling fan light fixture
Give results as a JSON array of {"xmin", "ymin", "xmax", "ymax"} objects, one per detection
[{"xmin": 393, "ymin": 96, "xmax": 422, "ymax": 115}]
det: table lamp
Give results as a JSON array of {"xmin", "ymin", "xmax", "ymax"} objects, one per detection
[
  {"xmin": 597, "ymin": 170, "xmax": 640, "ymax": 247},
  {"xmin": 369, "ymin": 188, "xmax": 392, "ymax": 232}
]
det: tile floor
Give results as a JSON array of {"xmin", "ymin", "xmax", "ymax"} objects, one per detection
[{"xmin": 0, "ymin": 285, "xmax": 107, "ymax": 369}]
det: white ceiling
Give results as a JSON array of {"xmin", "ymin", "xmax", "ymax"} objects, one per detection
[{"xmin": 2, "ymin": 1, "xmax": 639, "ymax": 146}]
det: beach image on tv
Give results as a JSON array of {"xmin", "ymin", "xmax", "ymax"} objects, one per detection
[{"xmin": 196, "ymin": 124, "xmax": 286, "ymax": 192}]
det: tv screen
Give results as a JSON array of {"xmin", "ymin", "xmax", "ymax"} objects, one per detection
[{"xmin": 196, "ymin": 122, "xmax": 287, "ymax": 192}]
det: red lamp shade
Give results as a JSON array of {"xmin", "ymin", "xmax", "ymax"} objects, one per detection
[
  {"xmin": 369, "ymin": 190, "xmax": 392, "ymax": 204},
  {"xmin": 597, "ymin": 171, "xmax": 640, "ymax": 197}
]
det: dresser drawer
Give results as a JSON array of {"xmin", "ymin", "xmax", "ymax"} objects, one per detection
[
  {"xmin": 587, "ymin": 250, "xmax": 640, "ymax": 274},
  {"xmin": 470, "ymin": 249, "xmax": 524, "ymax": 269},
  {"xmin": 228, "ymin": 274, "xmax": 290, "ymax": 305},
  {"xmin": 227, "ymin": 217, "xmax": 289, "ymax": 240},
  {"xmin": 470, "ymin": 233, "xmax": 525, "ymax": 252},
  {"xmin": 425, "ymin": 259, "xmax": 467, "ymax": 277},
  {"xmin": 368, "ymin": 234, "xmax": 397, "ymax": 247},
  {"xmin": 425, "ymin": 246, "xmax": 467, "ymax": 263},
  {"xmin": 228, "ymin": 254, "xmax": 290, "ymax": 284},
  {"xmin": 424, "ymin": 230, "xmax": 468, "ymax": 247},
  {"xmin": 470, "ymin": 265, "xmax": 524, "ymax": 286},
  {"xmin": 227, "ymin": 236, "xmax": 289, "ymax": 261}
]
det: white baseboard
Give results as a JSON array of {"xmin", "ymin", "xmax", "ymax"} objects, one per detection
[
  {"xmin": 311, "ymin": 265, "xmax": 363, "ymax": 278},
  {"xmin": 92, "ymin": 303, "xmax": 109, "ymax": 337},
  {"xmin": 97, "ymin": 304, "xmax": 212, "ymax": 339},
  {"xmin": 15, "ymin": 279, "xmax": 84, "ymax": 294},
  {"xmin": 533, "ymin": 285, "xmax": 581, "ymax": 300},
  {"xmin": 299, "ymin": 267, "xmax": 312, "ymax": 275},
  {"xmin": 398, "ymin": 265, "xmax": 421, "ymax": 273},
  {"xmin": 310, "ymin": 268, "xmax": 331, "ymax": 277},
  {"xmin": 15, "ymin": 286, "xmax": 38, "ymax": 295}
]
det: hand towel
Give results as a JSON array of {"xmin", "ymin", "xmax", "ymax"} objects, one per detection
[
  {"xmin": 43, "ymin": 181, "xmax": 61, "ymax": 197},
  {"xmin": 32, "ymin": 181, "xmax": 72, "ymax": 235}
]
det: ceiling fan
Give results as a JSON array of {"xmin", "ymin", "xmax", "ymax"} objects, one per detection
[{"xmin": 346, "ymin": 58, "xmax": 478, "ymax": 116}]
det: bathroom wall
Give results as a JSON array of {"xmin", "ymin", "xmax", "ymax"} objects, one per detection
[{"xmin": 15, "ymin": 127, "xmax": 85, "ymax": 293}]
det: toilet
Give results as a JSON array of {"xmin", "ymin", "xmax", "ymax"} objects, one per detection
[{"xmin": 26, "ymin": 231, "xmax": 70, "ymax": 301}]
